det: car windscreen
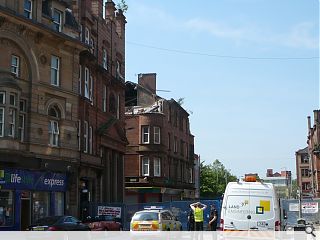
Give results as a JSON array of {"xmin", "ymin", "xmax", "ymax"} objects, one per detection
[
  {"xmin": 34, "ymin": 216, "xmax": 61, "ymax": 225},
  {"xmin": 132, "ymin": 212, "xmax": 159, "ymax": 221}
]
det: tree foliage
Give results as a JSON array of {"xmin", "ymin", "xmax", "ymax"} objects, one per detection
[
  {"xmin": 116, "ymin": 0, "xmax": 128, "ymax": 13},
  {"xmin": 200, "ymin": 159, "xmax": 237, "ymax": 198},
  {"xmin": 176, "ymin": 97, "xmax": 184, "ymax": 106},
  {"xmin": 290, "ymin": 179, "xmax": 299, "ymax": 199}
]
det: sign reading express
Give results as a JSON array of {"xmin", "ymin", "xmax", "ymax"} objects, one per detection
[{"xmin": 0, "ymin": 169, "xmax": 67, "ymax": 191}]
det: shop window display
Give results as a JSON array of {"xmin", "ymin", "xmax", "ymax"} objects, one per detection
[
  {"xmin": 55, "ymin": 192, "xmax": 64, "ymax": 216},
  {"xmin": 0, "ymin": 191, "xmax": 14, "ymax": 226},
  {"xmin": 32, "ymin": 192, "xmax": 49, "ymax": 223}
]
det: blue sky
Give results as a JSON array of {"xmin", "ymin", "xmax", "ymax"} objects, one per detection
[{"xmin": 120, "ymin": 0, "xmax": 319, "ymax": 178}]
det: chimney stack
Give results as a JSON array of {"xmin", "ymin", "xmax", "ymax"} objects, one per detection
[
  {"xmin": 266, "ymin": 169, "xmax": 273, "ymax": 177},
  {"xmin": 91, "ymin": 0, "xmax": 103, "ymax": 18},
  {"xmin": 314, "ymin": 110, "xmax": 319, "ymax": 125},
  {"xmin": 308, "ymin": 116, "xmax": 311, "ymax": 130},
  {"xmin": 138, "ymin": 73, "xmax": 157, "ymax": 95},
  {"xmin": 115, "ymin": 9, "xmax": 127, "ymax": 38},
  {"xmin": 105, "ymin": 0, "xmax": 116, "ymax": 20}
]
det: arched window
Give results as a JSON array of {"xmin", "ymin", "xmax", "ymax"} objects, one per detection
[{"xmin": 48, "ymin": 105, "xmax": 60, "ymax": 146}]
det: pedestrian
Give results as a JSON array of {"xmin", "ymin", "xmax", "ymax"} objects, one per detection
[
  {"xmin": 208, "ymin": 204, "xmax": 218, "ymax": 231},
  {"xmin": 190, "ymin": 202, "xmax": 207, "ymax": 231},
  {"xmin": 187, "ymin": 206, "xmax": 195, "ymax": 231}
]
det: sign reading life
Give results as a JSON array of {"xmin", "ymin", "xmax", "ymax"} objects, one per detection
[{"xmin": 0, "ymin": 169, "xmax": 67, "ymax": 191}]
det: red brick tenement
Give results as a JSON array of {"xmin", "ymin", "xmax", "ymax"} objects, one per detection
[
  {"xmin": 72, "ymin": 0, "xmax": 127, "ymax": 215},
  {"xmin": 124, "ymin": 73, "xmax": 196, "ymax": 203},
  {"xmin": 306, "ymin": 111, "xmax": 320, "ymax": 198}
]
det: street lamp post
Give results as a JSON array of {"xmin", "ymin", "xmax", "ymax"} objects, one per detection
[{"xmin": 297, "ymin": 188, "xmax": 302, "ymax": 219}]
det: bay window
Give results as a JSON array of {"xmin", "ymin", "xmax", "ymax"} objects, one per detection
[
  {"xmin": 141, "ymin": 126, "xmax": 150, "ymax": 144},
  {"xmin": 51, "ymin": 56, "xmax": 60, "ymax": 86},
  {"xmin": 0, "ymin": 92, "xmax": 5, "ymax": 104},
  {"xmin": 89, "ymin": 126, "xmax": 93, "ymax": 154},
  {"xmin": 77, "ymin": 120, "xmax": 81, "ymax": 151},
  {"xmin": 48, "ymin": 120, "xmax": 59, "ymax": 146},
  {"xmin": 154, "ymin": 158, "xmax": 161, "ymax": 177},
  {"xmin": 142, "ymin": 157, "xmax": 150, "ymax": 176},
  {"xmin": 84, "ymin": 121, "xmax": 88, "ymax": 153},
  {"xmin": 11, "ymin": 55, "xmax": 20, "ymax": 77},
  {"xmin": 19, "ymin": 100, "xmax": 26, "ymax": 142},
  {"xmin": 78, "ymin": 65, "xmax": 82, "ymax": 95},
  {"xmin": 8, "ymin": 108, "xmax": 16, "ymax": 137},
  {"xmin": 154, "ymin": 126, "xmax": 160, "ymax": 144},
  {"xmin": 102, "ymin": 85, "xmax": 107, "ymax": 112},
  {"xmin": 85, "ymin": 27, "xmax": 90, "ymax": 44},
  {"xmin": 48, "ymin": 106, "xmax": 60, "ymax": 147},
  {"xmin": 84, "ymin": 67, "xmax": 89, "ymax": 99},
  {"xmin": 24, "ymin": 0, "xmax": 33, "ymax": 19},
  {"xmin": 103, "ymin": 49, "xmax": 107, "ymax": 69},
  {"xmin": 53, "ymin": 9, "xmax": 62, "ymax": 32}
]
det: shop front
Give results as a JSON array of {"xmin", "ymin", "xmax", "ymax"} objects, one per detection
[
  {"xmin": 0, "ymin": 168, "xmax": 67, "ymax": 230},
  {"xmin": 125, "ymin": 187, "xmax": 162, "ymax": 203}
]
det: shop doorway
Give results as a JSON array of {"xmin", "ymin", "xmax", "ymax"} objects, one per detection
[{"xmin": 20, "ymin": 192, "xmax": 31, "ymax": 230}]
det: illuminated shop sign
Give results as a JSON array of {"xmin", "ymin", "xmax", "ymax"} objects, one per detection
[{"xmin": 0, "ymin": 169, "xmax": 67, "ymax": 191}]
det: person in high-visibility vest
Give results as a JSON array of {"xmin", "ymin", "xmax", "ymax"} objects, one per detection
[{"xmin": 190, "ymin": 202, "xmax": 207, "ymax": 231}]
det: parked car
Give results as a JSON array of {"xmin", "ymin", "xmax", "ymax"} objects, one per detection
[
  {"xmin": 26, "ymin": 216, "xmax": 90, "ymax": 231},
  {"xmin": 83, "ymin": 215, "xmax": 122, "ymax": 231},
  {"xmin": 130, "ymin": 206, "xmax": 182, "ymax": 231}
]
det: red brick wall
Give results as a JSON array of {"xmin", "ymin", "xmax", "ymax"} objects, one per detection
[{"xmin": 125, "ymin": 154, "xmax": 139, "ymax": 176}]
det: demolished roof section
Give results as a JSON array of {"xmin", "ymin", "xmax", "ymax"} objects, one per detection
[{"xmin": 125, "ymin": 100, "xmax": 164, "ymax": 115}]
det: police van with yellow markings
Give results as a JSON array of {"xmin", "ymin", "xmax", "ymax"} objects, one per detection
[{"xmin": 130, "ymin": 206, "xmax": 182, "ymax": 231}]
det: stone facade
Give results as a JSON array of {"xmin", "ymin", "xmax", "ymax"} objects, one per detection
[
  {"xmin": 0, "ymin": 0, "xmax": 126, "ymax": 230},
  {"xmin": 73, "ymin": 0, "xmax": 127, "ymax": 219}
]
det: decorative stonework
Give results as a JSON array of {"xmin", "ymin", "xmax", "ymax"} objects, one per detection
[
  {"xmin": 38, "ymin": 128, "xmax": 43, "ymax": 136},
  {"xmin": 0, "ymin": 38, "xmax": 11, "ymax": 47},
  {"xmin": 35, "ymin": 32, "xmax": 44, "ymax": 44},
  {"xmin": 39, "ymin": 54, "xmax": 47, "ymax": 65},
  {"xmin": 0, "ymin": 16, "xmax": 5, "ymax": 27},
  {"xmin": 17, "ymin": 24, "xmax": 27, "ymax": 35}
]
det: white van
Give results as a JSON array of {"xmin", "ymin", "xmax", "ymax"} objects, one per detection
[{"xmin": 220, "ymin": 175, "xmax": 280, "ymax": 231}]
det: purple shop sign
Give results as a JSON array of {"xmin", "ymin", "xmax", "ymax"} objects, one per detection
[{"xmin": 0, "ymin": 169, "xmax": 67, "ymax": 191}]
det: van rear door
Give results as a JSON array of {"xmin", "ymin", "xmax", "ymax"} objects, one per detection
[
  {"xmin": 248, "ymin": 195, "xmax": 275, "ymax": 230},
  {"xmin": 223, "ymin": 195, "xmax": 251, "ymax": 230}
]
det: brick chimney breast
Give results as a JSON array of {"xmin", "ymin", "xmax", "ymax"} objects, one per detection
[
  {"xmin": 138, "ymin": 73, "xmax": 157, "ymax": 95},
  {"xmin": 105, "ymin": 0, "xmax": 116, "ymax": 20},
  {"xmin": 266, "ymin": 168, "xmax": 273, "ymax": 177},
  {"xmin": 314, "ymin": 110, "xmax": 320, "ymax": 125},
  {"xmin": 91, "ymin": 0, "xmax": 103, "ymax": 18}
]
